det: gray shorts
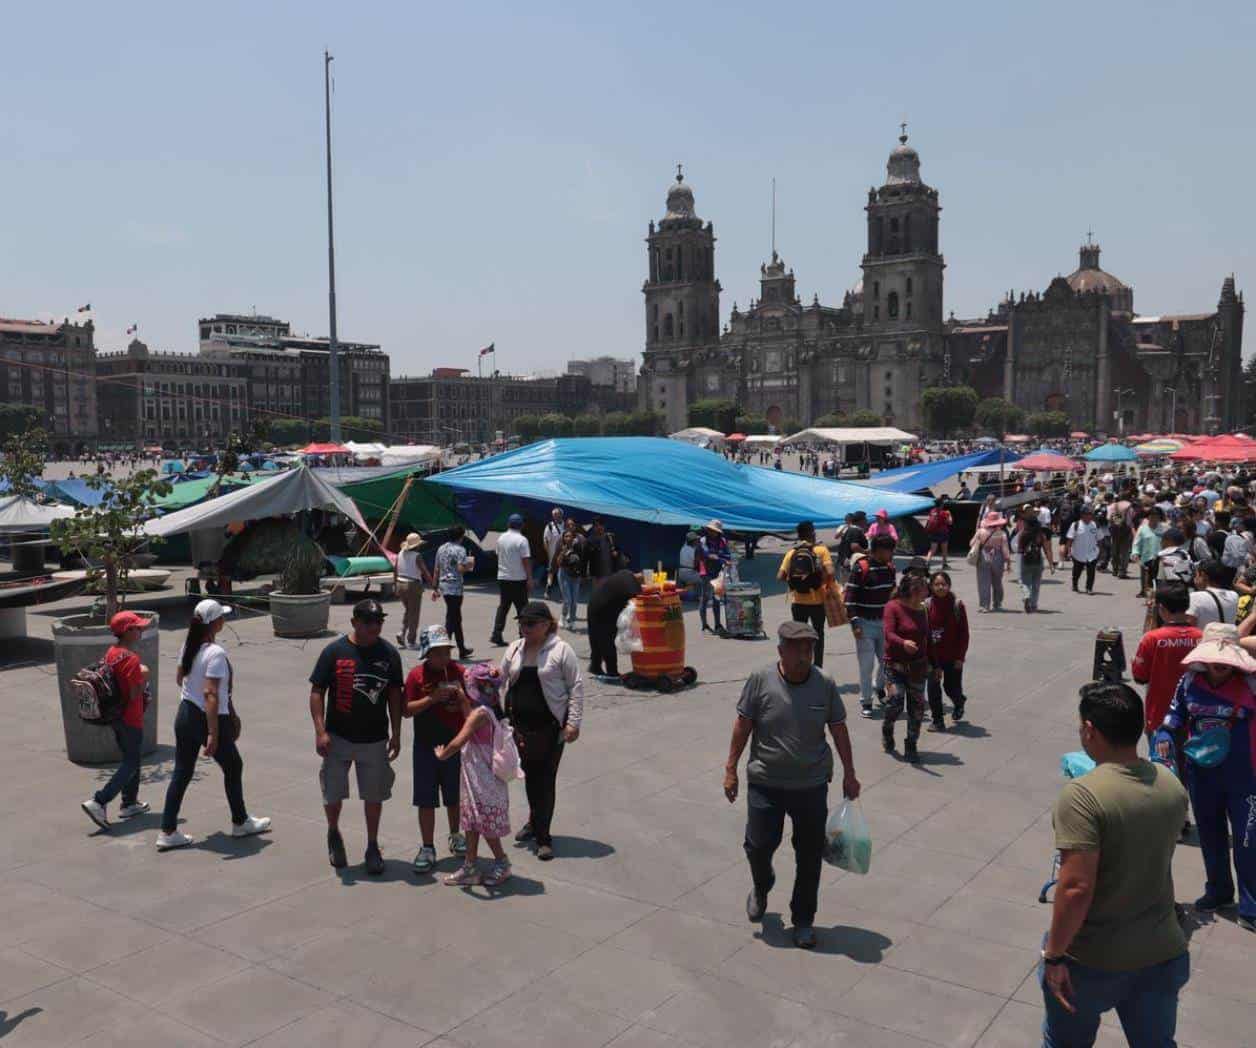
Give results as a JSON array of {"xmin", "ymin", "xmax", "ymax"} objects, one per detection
[{"xmin": 319, "ymin": 734, "xmax": 395, "ymax": 804}]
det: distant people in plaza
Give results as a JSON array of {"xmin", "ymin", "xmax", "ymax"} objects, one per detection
[
  {"xmin": 1162, "ymin": 624, "xmax": 1256, "ymax": 933},
  {"xmin": 723, "ymin": 620, "xmax": 860, "ymax": 950},
  {"xmin": 502, "ymin": 601, "xmax": 583, "ymax": 861},
  {"xmin": 433, "ymin": 525, "xmax": 474, "ymax": 659},
  {"xmin": 866, "ymin": 508, "xmax": 898, "ymax": 544},
  {"xmin": 1107, "ymin": 493, "xmax": 1135, "ymax": 579},
  {"xmin": 158, "ymin": 600, "xmax": 270, "ymax": 851},
  {"xmin": 925, "ymin": 571, "xmax": 969, "ymax": 729},
  {"xmin": 846, "ymin": 533, "xmax": 896, "ymax": 717},
  {"xmin": 1187, "ymin": 558, "xmax": 1238, "ymax": 627},
  {"xmin": 1064, "ymin": 505, "xmax": 1101, "ymax": 595},
  {"xmin": 778, "ymin": 520, "xmax": 836, "ymax": 668},
  {"xmin": 587, "ymin": 567, "xmax": 642, "ymax": 679},
  {"xmin": 554, "ymin": 518, "xmax": 589, "ymax": 629},
  {"xmin": 433, "ymin": 653, "xmax": 512, "ymax": 887},
  {"xmin": 970, "ymin": 510, "xmax": 1011, "ymax": 613},
  {"xmin": 404, "ymin": 625, "xmax": 467, "ymax": 876},
  {"xmin": 309, "ymin": 599, "xmax": 403, "ymax": 875},
  {"xmin": 1017, "ymin": 509, "xmax": 1055, "ymax": 614},
  {"xmin": 956, "ymin": 479, "xmax": 972, "ymax": 501},
  {"xmin": 834, "ymin": 510, "xmax": 867, "ymax": 584},
  {"xmin": 542, "ymin": 507, "xmax": 565, "ymax": 598},
  {"xmin": 490, "ymin": 513, "xmax": 532, "ymax": 646},
  {"xmin": 1157, "ymin": 527, "xmax": 1194, "ymax": 587},
  {"xmin": 393, "ymin": 531, "xmax": 435, "ymax": 650},
  {"xmin": 881, "ymin": 573, "xmax": 932, "ymax": 763},
  {"xmin": 1133, "ymin": 506, "xmax": 1166, "ymax": 597},
  {"xmin": 697, "ymin": 519, "xmax": 732, "ymax": 633},
  {"xmin": 1040, "ymin": 682, "xmax": 1190, "ymax": 1042},
  {"xmin": 80, "ymin": 611, "xmax": 153, "ymax": 831},
  {"xmin": 677, "ymin": 530, "xmax": 701, "ymax": 594},
  {"xmin": 923, "ymin": 497, "xmax": 953, "ymax": 570}
]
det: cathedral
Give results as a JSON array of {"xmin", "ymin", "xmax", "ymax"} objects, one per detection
[{"xmin": 638, "ymin": 132, "xmax": 1245, "ymax": 436}]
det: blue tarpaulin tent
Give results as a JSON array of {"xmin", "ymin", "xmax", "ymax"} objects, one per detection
[
  {"xmin": 853, "ymin": 449, "xmax": 1023, "ymax": 492},
  {"xmin": 48, "ymin": 477, "xmax": 109, "ymax": 506}
]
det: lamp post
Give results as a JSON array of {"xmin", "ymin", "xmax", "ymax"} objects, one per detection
[{"xmin": 1115, "ymin": 388, "xmax": 1136, "ymax": 436}]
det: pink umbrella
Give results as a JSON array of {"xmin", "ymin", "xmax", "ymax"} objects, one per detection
[{"xmin": 1016, "ymin": 451, "xmax": 1083, "ymax": 472}]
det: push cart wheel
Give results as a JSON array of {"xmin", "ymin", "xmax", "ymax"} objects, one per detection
[
  {"xmin": 622, "ymin": 673, "xmax": 644, "ymax": 690},
  {"xmin": 656, "ymin": 675, "xmax": 676, "ymax": 693},
  {"xmin": 680, "ymin": 666, "xmax": 698, "ymax": 686}
]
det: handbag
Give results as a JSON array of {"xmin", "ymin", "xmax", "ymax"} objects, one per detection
[
  {"xmin": 823, "ymin": 585, "xmax": 849, "ymax": 628},
  {"xmin": 1183, "ymin": 724, "xmax": 1232, "ymax": 768},
  {"xmin": 222, "ymin": 661, "xmax": 241, "ymax": 744},
  {"xmin": 966, "ymin": 532, "xmax": 988, "ymax": 567}
]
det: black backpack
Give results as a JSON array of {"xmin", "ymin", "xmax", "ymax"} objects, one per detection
[
  {"xmin": 1021, "ymin": 529, "xmax": 1043, "ymax": 566},
  {"xmin": 562, "ymin": 537, "xmax": 585, "ymax": 576},
  {"xmin": 71, "ymin": 656, "xmax": 123, "ymax": 725},
  {"xmin": 787, "ymin": 543, "xmax": 823, "ymax": 593}
]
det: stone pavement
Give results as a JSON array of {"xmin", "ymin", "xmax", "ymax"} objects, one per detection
[{"xmin": 1, "ymin": 552, "xmax": 1252, "ymax": 1047}]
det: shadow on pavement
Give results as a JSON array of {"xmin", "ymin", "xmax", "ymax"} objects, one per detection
[
  {"xmin": 0, "ymin": 1008, "xmax": 42, "ymax": 1036},
  {"xmin": 198, "ymin": 829, "xmax": 275, "ymax": 861},
  {"xmin": 758, "ymin": 914, "xmax": 893, "ymax": 961}
]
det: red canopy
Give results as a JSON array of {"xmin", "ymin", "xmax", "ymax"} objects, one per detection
[
  {"xmin": 725, "ymin": 433, "xmax": 747, "ymax": 442},
  {"xmin": 1016, "ymin": 451, "xmax": 1083, "ymax": 472},
  {"xmin": 1171, "ymin": 441, "xmax": 1256, "ymax": 463},
  {"xmin": 1069, "ymin": 431, "xmax": 1090, "ymax": 439},
  {"xmin": 300, "ymin": 442, "xmax": 351, "ymax": 455}
]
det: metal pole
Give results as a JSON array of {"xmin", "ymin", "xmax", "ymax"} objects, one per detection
[{"xmin": 324, "ymin": 50, "xmax": 341, "ymax": 442}]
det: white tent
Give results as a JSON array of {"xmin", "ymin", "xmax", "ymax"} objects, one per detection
[
  {"xmin": 669, "ymin": 427, "xmax": 726, "ymax": 448},
  {"xmin": 742, "ymin": 435, "xmax": 781, "ymax": 448},
  {"xmin": 143, "ymin": 465, "xmax": 369, "ymax": 538},
  {"xmin": 345, "ymin": 441, "xmax": 387, "ymax": 462},
  {"xmin": 0, "ymin": 495, "xmax": 76, "ymax": 532},
  {"xmin": 378, "ymin": 444, "xmax": 442, "ymax": 468},
  {"xmin": 780, "ymin": 426, "xmax": 917, "ymax": 447}
]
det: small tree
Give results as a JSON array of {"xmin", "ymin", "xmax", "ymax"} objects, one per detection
[
  {"xmin": 0, "ymin": 427, "xmax": 48, "ymax": 500},
  {"xmin": 687, "ymin": 398, "xmax": 736, "ymax": 432},
  {"xmin": 921, "ymin": 385, "xmax": 978, "ymax": 436},
  {"xmin": 513, "ymin": 414, "xmax": 540, "ymax": 441},
  {"xmin": 268, "ymin": 418, "xmax": 308, "ymax": 446},
  {"xmin": 628, "ymin": 410, "xmax": 662, "ymax": 436},
  {"xmin": 1026, "ymin": 410, "xmax": 1071, "ymax": 438},
  {"xmin": 779, "ymin": 418, "xmax": 800, "ymax": 437},
  {"xmin": 812, "ymin": 412, "xmax": 847, "ymax": 428},
  {"xmin": 734, "ymin": 414, "xmax": 769, "ymax": 435},
  {"xmin": 51, "ymin": 467, "xmax": 173, "ymax": 619},
  {"xmin": 975, "ymin": 397, "xmax": 1025, "ymax": 438},
  {"xmin": 538, "ymin": 413, "xmax": 573, "ymax": 438},
  {"xmin": 0, "ymin": 404, "xmax": 43, "ymax": 440},
  {"xmin": 572, "ymin": 414, "xmax": 602, "ymax": 437},
  {"xmin": 601, "ymin": 411, "xmax": 631, "ymax": 436},
  {"xmin": 848, "ymin": 410, "xmax": 883, "ymax": 428}
]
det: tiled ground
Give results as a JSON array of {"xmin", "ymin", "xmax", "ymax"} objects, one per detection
[{"xmin": 1, "ymin": 548, "xmax": 1251, "ymax": 1047}]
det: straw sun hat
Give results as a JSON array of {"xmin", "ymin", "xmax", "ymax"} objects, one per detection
[{"xmin": 1182, "ymin": 622, "xmax": 1256, "ymax": 674}]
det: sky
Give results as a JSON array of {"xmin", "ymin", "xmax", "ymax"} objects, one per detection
[{"xmin": 4, "ymin": 1, "xmax": 1253, "ymax": 376}]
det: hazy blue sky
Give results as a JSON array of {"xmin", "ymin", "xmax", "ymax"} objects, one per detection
[{"xmin": 4, "ymin": 2, "xmax": 1252, "ymax": 374}]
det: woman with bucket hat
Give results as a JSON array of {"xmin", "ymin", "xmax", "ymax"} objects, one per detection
[
  {"xmin": 969, "ymin": 511, "xmax": 1012, "ymax": 613},
  {"xmin": 1160, "ymin": 623, "xmax": 1256, "ymax": 931},
  {"xmin": 394, "ymin": 532, "xmax": 435, "ymax": 649}
]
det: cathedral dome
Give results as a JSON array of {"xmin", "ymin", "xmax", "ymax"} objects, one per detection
[
  {"xmin": 1065, "ymin": 241, "xmax": 1132, "ymax": 310},
  {"xmin": 885, "ymin": 130, "xmax": 921, "ymax": 186},
  {"xmin": 664, "ymin": 167, "xmax": 696, "ymax": 222}
]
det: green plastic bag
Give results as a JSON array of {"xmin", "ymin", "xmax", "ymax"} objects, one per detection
[{"xmin": 823, "ymin": 798, "xmax": 872, "ymax": 875}]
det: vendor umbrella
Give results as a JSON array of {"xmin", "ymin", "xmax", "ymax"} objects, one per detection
[
  {"xmin": 1069, "ymin": 431, "xmax": 1090, "ymax": 439},
  {"xmin": 300, "ymin": 442, "xmax": 351, "ymax": 456},
  {"xmin": 1083, "ymin": 443, "xmax": 1138, "ymax": 463},
  {"xmin": 1134, "ymin": 439, "xmax": 1184, "ymax": 457},
  {"xmin": 1016, "ymin": 451, "xmax": 1083, "ymax": 472},
  {"xmin": 725, "ymin": 433, "xmax": 747, "ymax": 442}
]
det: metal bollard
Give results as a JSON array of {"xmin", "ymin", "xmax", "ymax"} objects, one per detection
[{"xmin": 1092, "ymin": 627, "xmax": 1127, "ymax": 682}]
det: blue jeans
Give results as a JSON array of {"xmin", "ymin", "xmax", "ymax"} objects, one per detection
[
  {"xmin": 1021, "ymin": 561, "xmax": 1045, "ymax": 610},
  {"xmin": 1040, "ymin": 950, "xmax": 1189, "ymax": 1047},
  {"xmin": 700, "ymin": 576, "xmax": 722, "ymax": 629},
  {"xmin": 95, "ymin": 722, "xmax": 143, "ymax": 807},
  {"xmin": 854, "ymin": 618, "xmax": 885, "ymax": 707},
  {"xmin": 557, "ymin": 568, "xmax": 581, "ymax": 625}
]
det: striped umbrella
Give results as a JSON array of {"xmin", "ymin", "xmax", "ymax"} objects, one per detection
[{"xmin": 1134, "ymin": 438, "xmax": 1184, "ymax": 457}]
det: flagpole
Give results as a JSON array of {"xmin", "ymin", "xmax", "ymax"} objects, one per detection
[{"xmin": 324, "ymin": 50, "xmax": 341, "ymax": 443}]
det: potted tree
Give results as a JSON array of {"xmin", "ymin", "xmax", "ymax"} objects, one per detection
[
  {"xmin": 50, "ymin": 467, "xmax": 171, "ymax": 763},
  {"xmin": 269, "ymin": 536, "xmax": 331, "ymax": 637}
]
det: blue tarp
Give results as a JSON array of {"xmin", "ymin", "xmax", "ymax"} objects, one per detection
[
  {"xmin": 1083, "ymin": 444, "xmax": 1138, "ymax": 462},
  {"xmin": 853, "ymin": 449, "xmax": 1023, "ymax": 493},
  {"xmin": 427, "ymin": 438, "xmax": 935, "ymax": 534},
  {"xmin": 48, "ymin": 477, "xmax": 109, "ymax": 506}
]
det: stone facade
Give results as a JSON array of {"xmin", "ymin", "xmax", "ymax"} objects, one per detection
[
  {"xmin": 0, "ymin": 316, "xmax": 98, "ymax": 446},
  {"xmin": 639, "ymin": 134, "xmax": 1245, "ymax": 435}
]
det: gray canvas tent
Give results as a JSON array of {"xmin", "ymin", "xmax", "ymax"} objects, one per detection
[{"xmin": 0, "ymin": 495, "xmax": 76, "ymax": 532}]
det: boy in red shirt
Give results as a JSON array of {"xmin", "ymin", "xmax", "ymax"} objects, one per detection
[{"xmin": 81, "ymin": 611, "xmax": 152, "ymax": 829}]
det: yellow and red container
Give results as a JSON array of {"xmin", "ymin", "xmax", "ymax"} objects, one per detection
[{"xmin": 630, "ymin": 582, "xmax": 686, "ymax": 679}]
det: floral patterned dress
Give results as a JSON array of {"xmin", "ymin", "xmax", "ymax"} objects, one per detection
[{"xmin": 459, "ymin": 713, "xmax": 511, "ymax": 838}]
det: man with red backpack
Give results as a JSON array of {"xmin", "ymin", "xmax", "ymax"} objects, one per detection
[
  {"xmin": 80, "ymin": 611, "xmax": 152, "ymax": 830},
  {"xmin": 777, "ymin": 521, "xmax": 835, "ymax": 668}
]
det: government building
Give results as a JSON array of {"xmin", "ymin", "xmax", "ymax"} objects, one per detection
[{"xmin": 638, "ymin": 133, "xmax": 1245, "ymax": 435}]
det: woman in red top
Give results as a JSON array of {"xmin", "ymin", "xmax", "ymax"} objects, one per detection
[
  {"xmin": 882, "ymin": 574, "xmax": 932, "ymax": 763},
  {"xmin": 925, "ymin": 571, "xmax": 970, "ymax": 730},
  {"xmin": 81, "ymin": 611, "xmax": 151, "ymax": 830},
  {"xmin": 924, "ymin": 497, "xmax": 954, "ymax": 571}
]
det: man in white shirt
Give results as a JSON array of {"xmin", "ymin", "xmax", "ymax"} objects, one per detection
[
  {"xmin": 677, "ymin": 531, "xmax": 700, "ymax": 591},
  {"xmin": 542, "ymin": 507, "xmax": 564, "ymax": 597},
  {"xmin": 1187, "ymin": 559, "xmax": 1239, "ymax": 627},
  {"xmin": 1036, "ymin": 502, "xmax": 1055, "ymax": 562},
  {"xmin": 394, "ymin": 532, "xmax": 434, "ymax": 649},
  {"xmin": 490, "ymin": 514, "xmax": 532, "ymax": 646},
  {"xmin": 1065, "ymin": 506, "xmax": 1101, "ymax": 594}
]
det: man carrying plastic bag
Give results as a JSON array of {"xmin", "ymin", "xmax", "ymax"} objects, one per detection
[{"xmin": 724, "ymin": 620, "xmax": 861, "ymax": 949}]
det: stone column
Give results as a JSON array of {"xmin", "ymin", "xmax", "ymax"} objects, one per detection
[{"xmin": 1003, "ymin": 307, "xmax": 1016, "ymax": 403}]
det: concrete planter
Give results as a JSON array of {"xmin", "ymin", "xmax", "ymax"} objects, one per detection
[
  {"xmin": 52, "ymin": 611, "xmax": 160, "ymax": 764},
  {"xmin": 269, "ymin": 591, "xmax": 331, "ymax": 638}
]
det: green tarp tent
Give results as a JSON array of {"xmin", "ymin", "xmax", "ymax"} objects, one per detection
[
  {"xmin": 336, "ymin": 469, "xmax": 465, "ymax": 533},
  {"xmin": 150, "ymin": 474, "xmax": 255, "ymax": 511}
]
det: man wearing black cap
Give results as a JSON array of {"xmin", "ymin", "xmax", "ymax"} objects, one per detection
[
  {"xmin": 309, "ymin": 599, "xmax": 404, "ymax": 875},
  {"xmin": 723, "ymin": 620, "xmax": 861, "ymax": 949}
]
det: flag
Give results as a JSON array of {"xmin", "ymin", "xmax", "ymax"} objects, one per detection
[
  {"xmin": 126, "ymin": 324, "xmax": 138, "ymax": 334},
  {"xmin": 479, "ymin": 342, "xmax": 495, "ymax": 356},
  {"xmin": 77, "ymin": 303, "xmax": 91, "ymax": 312}
]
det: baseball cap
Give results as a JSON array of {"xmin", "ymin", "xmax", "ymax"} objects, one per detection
[
  {"xmin": 507, "ymin": 513, "xmax": 524, "ymax": 528},
  {"xmin": 778, "ymin": 620, "xmax": 818, "ymax": 643},
  {"xmin": 352, "ymin": 598, "xmax": 387, "ymax": 621},
  {"xmin": 517, "ymin": 600, "xmax": 555, "ymax": 623},
  {"xmin": 193, "ymin": 598, "xmax": 233, "ymax": 624},
  {"xmin": 418, "ymin": 624, "xmax": 454, "ymax": 658},
  {"xmin": 109, "ymin": 610, "xmax": 151, "ymax": 637}
]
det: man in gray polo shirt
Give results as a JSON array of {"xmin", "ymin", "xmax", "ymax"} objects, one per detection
[{"xmin": 724, "ymin": 620, "xmax": 861, "ymax": 948}]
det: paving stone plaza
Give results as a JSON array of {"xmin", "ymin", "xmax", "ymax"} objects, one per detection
[{"xmin": 1, "ymin": 550, "xmax": 1253, "ymax": 1047}]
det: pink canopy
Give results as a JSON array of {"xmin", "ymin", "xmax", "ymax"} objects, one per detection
[
  {"xmin": 299, "ymin": 442, "xmax": 351, "ymax": 456},
  {"xmin": 1016, "ymin": 451, "xmax": 1083, "ymax": 472}
]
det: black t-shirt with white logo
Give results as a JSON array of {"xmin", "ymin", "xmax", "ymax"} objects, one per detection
[{"xmin": 310, "ymin": 636, "xmax": 403, "ymax": 743}]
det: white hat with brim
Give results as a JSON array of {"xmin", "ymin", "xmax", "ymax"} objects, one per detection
[
  {"xmin": 401, "ymin": 532, "xmax": 423, "ymax": 551},
  {"xmin": 1181, "ymin": 622, "xmax": 1256, "ymax": 674},
  {"xmin": 704, "ymin": 519, "xmax": 724, "ymax": 534}
]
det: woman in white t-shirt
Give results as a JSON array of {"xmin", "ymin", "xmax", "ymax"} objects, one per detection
[{"xmin": 157, "ymin": 599, "xmax": 270, "ymax": 851}]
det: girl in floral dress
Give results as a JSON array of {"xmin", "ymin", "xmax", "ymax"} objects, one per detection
[{"xmin": 436, "ymin": 683, "xmax": 511, "ymax": 886}]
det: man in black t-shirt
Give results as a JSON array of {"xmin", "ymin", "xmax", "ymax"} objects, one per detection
[
  {"xmin": 587, "ymin": 568, "xmax": 642, "ymax": 678},
  {"xmin": 309, "ymin": 599, "xmax": 403, "ymax": 875}
]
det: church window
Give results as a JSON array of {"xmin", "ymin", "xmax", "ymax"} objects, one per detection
[
  {"xmin": 873, "ymin": 281, "xmax": 880, "ymax": 299},
  {"xmin": 677, "ymin": 248, "xmax": 684, "ymax": 282},
  {"xmin": 906, "ymin": 302, "xmax": 912, "ymax": 319},
  {"xmin": 906, "ymin": 277, "xmax": 913, "ymax": 296},
  {"xmin": 889, "ymin": 217, "xmax": 900, "ymax": 253},
  {"xmin": 873, "ymin": 305, "xmax": 880, "ymax": 320},
  {"xmin": 887, "ymin": 292, "xmax": 899, "ymax": 319},
  {"xmin": 904, "ymin": 215, "xmax": 912, "ymax": 252},
  {"xmin": 663, "ymin": 313, "xmax": 674, "ymax": 337}
]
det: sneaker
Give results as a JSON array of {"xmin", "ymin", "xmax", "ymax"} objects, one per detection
[
  {"xmin": 876, "ymin": 689, "xmax": 887, "ymax": 708},
  {"xmin": 156, "ymin": 830, "xmax": 194, "ymax": 851},
  {"xmin": 232, "ymin": 815, "xmax": 272, "ymax": 838},
  {"xmin": 951, "ymin": 704, "xmax": 966, "ymax": 722},
  {"xmin": 514, "ymin": 823, "xmax": 535, "ymax": 843},
  {"xmin": 859, "ymin": 705, "xmax": 874, "ymax": 718},
  {"xmin": 1239, "ymin": 915, "xmax": 1255, "ymax": 933},
  {"xmin": 746, "ymin": 890, "xmax": 767, "ymax": 922},
  {"xmin": 926, "ymin": 722, "xmax": 947, "ymax": 734},
  {"xmin": 490, "ymin": 635, "xmax": 506, "ymax": 646},
  {"xmin": 448, "ymin": 832, "xmax": 467, "ymax": 856},
  {"xmin": 117, "ymin": 801, "xmax": 150, "ymax": 819},
  {"xmin": 536, "ymin": 843, "xmax": 554, "ymax": 861},
  {"xmin": 444, "ymin": 863, "xmax": 483, "ymax": 886},
  {"xmin": 793, "ymin": 925, "xmax": 817, "ymax": 949},
  {"xmin": 904, "ymin": 740, "xmax": 921, "ymax": 764},
  {"xmin": 459, "ymin": 648, "xmax": 475, "ymax": 660},
  {"xmin": 413, "ymin": 845, "xmax": 437, "ymax": 873},
  {"xmin": 364, "ymin": 842, "xmax": 385, "ymax": 876},
  {"xmin": 483, "ymin": 861, "xmax": 512, "ymax": 887},
  {"xmin": 328, "ymin": 827, "xmax": 348, "ymax": 868},
  {"xmin": 81, "ymin": 799, "xmax": 109, "ymax": 830},
  {"xmin": 1195, "ymin": 893, "xmax": 1234, "ymax": 912}
]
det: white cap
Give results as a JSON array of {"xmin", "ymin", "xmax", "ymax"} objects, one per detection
[{"xmin": 193, "ymin": 598, "xmax": 234, "ymax": 624}]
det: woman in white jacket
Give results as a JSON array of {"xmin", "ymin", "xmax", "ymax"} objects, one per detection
[{"xmin": 501, "ymin": 600, "xmax": 583, "ymax": 861}]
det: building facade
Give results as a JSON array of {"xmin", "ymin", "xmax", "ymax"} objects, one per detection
[
  {"xmin": 638, "ymin": 133, "xmax": 1244, "ymax": 435},
  {"xmin": 0, "ymin": 316, "xmax": 98, "ymax": 446},
  {"xmin": 567, "ymin": 356, "xmax": 637, "ymax": 393}
]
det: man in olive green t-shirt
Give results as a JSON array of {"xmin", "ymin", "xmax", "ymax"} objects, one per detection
[{"xmin": 1041, "ymin": 681, "xmax": 1190, "ymax": 1046}]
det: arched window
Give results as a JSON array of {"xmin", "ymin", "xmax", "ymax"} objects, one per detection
[
  {"xmin": 889, "ymin": 217, "xmax": 900, "ymax": 252},
  {"xmin": 906, "ymin": 277, "xmax": 913, "ymax": 296},
  {"xmin": 887, "ymin": 291, "xmax": 899, "ymax": 319},
  {"xmin": 663, "ymin": 313, "xmax": 674, "ymax": 337},
  {"xmin": 663, "ymin": 249, "xmax": 673, "ymax": 282},
  {"xmin": 905, "ymin": 301, "xmax": 912, "ymax": 320},
  {"xmin": 904, "ymin": 214, "xmax": 912, "ymax": 253},
  {"xmin": 873, "ymin": 280, "xmax": 880, "ymax": 299}
]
